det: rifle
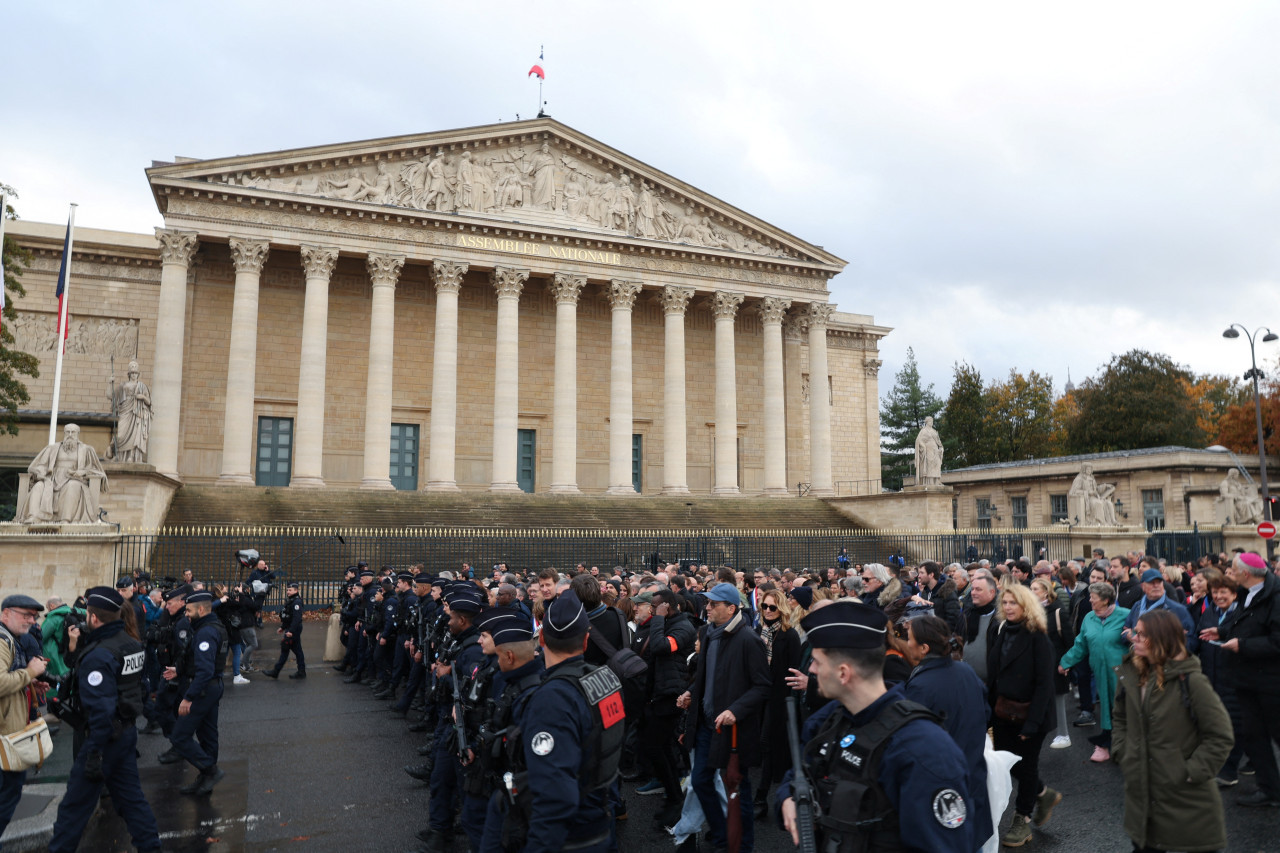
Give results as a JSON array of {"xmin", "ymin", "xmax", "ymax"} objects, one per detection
[
  {"xmin": 786, "ymin": 695, "xmax": 819, "ymax": 853},
  {"xmin": 451, "ymin": 662, "xmax": 469, "ymax": 763}
]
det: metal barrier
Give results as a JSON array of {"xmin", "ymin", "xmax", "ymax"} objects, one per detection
[{"xmin": 113, "ymin": 526, "xmax": 1097, "ymax": 609}]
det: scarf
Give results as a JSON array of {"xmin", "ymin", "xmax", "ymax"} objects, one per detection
[{"xmin": 760, "ymin": 617, "xmax": 779, "ymax": 664}]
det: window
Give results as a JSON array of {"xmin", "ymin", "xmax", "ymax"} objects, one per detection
[
  {"xmin": 976, "ymin": 498, "xmax": 992, "ymax": 532},
  {"xmin": 1050, "ymin": 494, "xmax": 1068, "ymax": 524},
  {"xmin": 1142, "ymin": 488, "xmax": 1165, "ymax": 531},
  {"xmin": 256, "ymin": 417, "xmax": 293, "ymax": 487},
  {"xmin": 632, "ymin": 434, "xmax": 643, "ymax": 493},
  {"xmin": 1011, "ymin": 496, "xmax": 1028, "ymax": 530},
  {"xmin": 389, "ymin": 423, "xmax": 419, "ymax": 491},
  {"xmin": 517, "ymin": 429, "xmax": 536, "ymax": 493}
]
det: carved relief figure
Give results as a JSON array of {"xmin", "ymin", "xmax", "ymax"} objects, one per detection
[
  {"xmin": 913, "ymin": 416, "xmax": 944, "ymax": 486},
  {"xmin": 610, "ymin": 174, "xmax": 636, "ymax": 232},
  {"xmin": 15, "ymin": 424, "xmax": 109, "ymax": 524},
  {"xmin": 517, "ymin": 142, "xmax": 558, "ymax": 209},
  {"xmin": 1217, "ymin": 469, "xmax": 1264, "ymax": 525},
  {"xmin": 454, "ymin": 152, "xmax": 476, "ymax": 212},
  {"xmin": 1068, "ymin": 462, "xmax": 1119, "ymax": 526},
  {"xmin": 423, "ymin": 154, "xmax": 451, "ymax": 211},
  {"xmin": 111, "ymin": 360, "xmax": 152, "ymax": 463}
]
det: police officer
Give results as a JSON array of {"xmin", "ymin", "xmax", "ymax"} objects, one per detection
[
  {"xmin": 383, "ymin": 572, "xmax": 419, "ymax": 700},
  {"xmin": 166, "ymin": 588, "xmax": 228, "ymax": 795},
  {"xmin": 778, "ymin": 600, "xmax": 975, "ymax": 852},
  {"xmin": 47, "ymin": 587, "xmax": 162, "ymax": 853},
  {"xmin": 265, "ymin": 580, "xmax": 306, "ymax": 679},
  {"xmin": 419, "ymin": 582, "xmax": 487, "ymax": 853},
  {"xmin": 392, "ymin": 574, "xmax": 434, "ymax": 718},
  {"xmin": 154, "ymin": 583, "xmax": 192, "ymax": 760},
  {"xmin": 506, "ymin": 590, "xmax": 625, "ymax": 853},
  {"xmin": 373, "ymin": 575, "xmax": 404, "ymax": 698},
  {"xmin": 343, "ymin": 567, "xmax": 376, "ymax": 680},
  {"xmin": 117, "ymin": 575, "xmax": 146, "ymax": 630}
]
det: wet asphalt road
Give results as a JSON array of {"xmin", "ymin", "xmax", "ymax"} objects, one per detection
[{"xmin": 78, "ymin": 627, "xmax": 1279, "ymax": 852}]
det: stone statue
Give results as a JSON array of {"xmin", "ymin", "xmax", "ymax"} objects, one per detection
[
  {"xmin": 1068, "ymin": 462, "xmax": 1119, "ymax": 526},
  {"xmin": 913, "ymin": 416, "xmax": 944, "ymax": 486},
  {"xmin": 15, "ymin": 424, "xmax": 109, "ymax": 524},
  {"xmin": 110, "ymin": 360, "xmax": 152, "ymax": 463},
  {"xmin": 1217, "ymin": 468, "xmax": 1264, "ymax": 525},
  {"xmin": 521, "ymin": 142, "xmax": 558, "ymax": 209}
]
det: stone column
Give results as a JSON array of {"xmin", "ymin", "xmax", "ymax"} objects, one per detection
[
  {"xmin": 426, "ymin": 260, "xmax": 468, "ymax": 492},
  {"xmin": 759, "ymin": 296, "xmax": 792, "ymax": 496},
  {"xmin": 548, "ymin": 272, "xmax": 586, "ymax": 494},
  {"xmin": 606, "ymin": 280, "xmax": 643, "ymax": 495},
  {"xmin": 150, "ymin": 228, "xmax": 198, "ymax": 478},
  {"xmin": 489, "ymin": 267, "xmax": 529, "ymax": 492},
  {"xmin": 712, "ymin": 291, "xmax": 744, "ymax": 496},
  {"xmin": 660, "ymin": 286, "xmax": 694, "ymax": 495},
  {"xmin": 808, "ymin": 302, "xmax": 836, "ymax": 497},
  {"xmin": 290, "ymin": 245, "xmax": 339, "ymax": 488},
  {"xmin": 360, "ymin": 253, "xmax": 405, "ymax": 490},
  {"xmin": 217, "ymin": 237, "xmax": 270, "ymax": 485}
]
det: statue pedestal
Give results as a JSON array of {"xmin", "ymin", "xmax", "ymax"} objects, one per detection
[
  {"xmin": 0, "ymin": 524, "xmax": 121, "ymax": 605},
  {"xmin": 824, "ymin": 486, "xmax": 956, "ymax": 530}
]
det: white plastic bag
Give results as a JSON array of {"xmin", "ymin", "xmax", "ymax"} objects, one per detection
[{"xmin": 982, "ymin": 737, "xmax": 1021, "ymax": 853}]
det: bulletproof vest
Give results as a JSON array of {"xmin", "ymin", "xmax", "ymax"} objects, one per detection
[
  {"xmin": 186, "ymin": 617, "xmax": 230, "ymax": 679},
  {"xmin": 167, "ymin": 615, "xmax": 193, "ymax": 675},
  {"xmin": 83, "ymin": 629, "xmax": 147, "ymax": 722},
  {"xmin": 464, "ymin": 658, "xmax": 497, "ymax": 734},
  {"xmin": 804, "ymin": 699, "xmax": 940, "ymax": 853},
  {"xmin": 479, "ymin": 667, "xmax": 542, "ymax": 780}
]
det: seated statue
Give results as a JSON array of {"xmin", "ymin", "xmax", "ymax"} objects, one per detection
[
  {"xmin": 1217, "ymin": 468, "xmax": 1264, "ymax": 525},
  {"xmin": 1068, "ymin": 462, "xmax": 1118, "ymax": 526},
  {"xmin": 15, "ymin": 424, "xmax": 109, "ymax": 524}
]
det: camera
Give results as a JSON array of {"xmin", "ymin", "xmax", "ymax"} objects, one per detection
[{"xmin": 236, "ymin": 549, "xmax": 260, "ymax": 569}]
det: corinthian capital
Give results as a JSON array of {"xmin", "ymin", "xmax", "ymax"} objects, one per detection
[
  {"xmin": 660, "ymin": 285, "xmax": 695, "ymax": 316},
  {"xmin": 609, "ymin": 280, "xmax": 642, "ymax": 311},
  {"xmin": 808, "ymin": 302, "xmax": 836, "ymax": 331},
  {"xmin": 491, "ymin": 266, "xmax": 529, "ymax": 299},
  {"xmin": 156, "ymin": 228, "xmax": 199, "ymax": 267},
  {"xmin": 758, "ymin": 296, "xmax": 792, "ymax": 325},
  {"xmin": 300, "ymin": 245, "xmax": 339, "ymax": 280},
  {"xmin": 366, "ymin": 253, "xmax": 406, "ymax": 288},
  {"xmin": 549, "ymin": 272, "xmax": 586, "ymax": 305},
  {"xmin": 228, "ymin": 237, "xmax": 270, "ymax": 275},
  {"xmin": 431, "ymin": 260, "xmax": 469, "ymax": 294},
  {"xmin": 712, "ymin": 290, "xmax": 745, "ymax": 320}
]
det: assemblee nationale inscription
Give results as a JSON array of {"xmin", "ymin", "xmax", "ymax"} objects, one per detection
[{"xmin": 455, "ymin": 233, "xmax": 621, "ymax": 265}]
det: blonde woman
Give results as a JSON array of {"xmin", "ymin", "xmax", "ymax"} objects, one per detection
[
  {"xmin": 754, "ymin": 589, "xmax": 801, "ymax": 817},
  {"xmin": 987, "ymin": 583, "xmax": 1061, "ymax": 847}
]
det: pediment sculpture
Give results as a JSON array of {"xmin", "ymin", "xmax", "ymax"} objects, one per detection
[{"xmin": 205, "ymin": 139, "xmax": 798, "ymax": 260}]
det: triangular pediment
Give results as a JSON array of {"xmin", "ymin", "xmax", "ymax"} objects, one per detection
[{"xmin": 146, "ymin": 118, "xmax": 844, "ymax": 270}]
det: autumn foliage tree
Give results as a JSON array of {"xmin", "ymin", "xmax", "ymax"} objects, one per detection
[
  {"xmin": 1065, "ymin": 350, "xmax": 1206, "ymax": 453},
  {"xmin": 1215, "ymin": 359, "xmax": 1280, "ymax": 456},
  {"xmin": 0, "ymin": 185, "xmax": 41, "ymax": 436}
]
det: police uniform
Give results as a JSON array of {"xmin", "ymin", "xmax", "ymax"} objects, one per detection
[
  {"xmin": 389, "ymin": 573, "xmax": 420, "ymax": 692},
  {"xmin": 48, "ymin": 587, "xmax": 161, "ymax": 853},
  {"xmin": 167, "ymin": 589, "xmax": 229, "ymax": 795},
  {"xmin": 508, "ymin": 591, "xmax": 625, "ymax": 853},
  {"xmin": 394, "ymin": 577, "xmax": 435, "ymax": 715},
  {"xmin": 343, "ymin": 570, "xmax": 376, "ymax": 678},
  {"xmin": 776, "ymin": 601, "xmax": 975, "ymax": 853},
  {"xmin": 154, "ymin": 584, "xmax": 193, "ymax": 752},
  {"xmin": 266, "ymin": 583, "xmax": 306, "ymax": 678}
]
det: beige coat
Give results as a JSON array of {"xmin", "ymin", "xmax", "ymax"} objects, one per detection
[{"xmin": 0, "ymin": 631, "xmax": 34, "ymax": 736}]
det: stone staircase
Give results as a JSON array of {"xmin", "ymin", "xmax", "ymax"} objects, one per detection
[{"xmin": 160, "ymin": 486, "xmax": 859, "ymax": 532}]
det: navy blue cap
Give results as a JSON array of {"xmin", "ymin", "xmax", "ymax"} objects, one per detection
[
  {"xmin": 360, "ymin": 568, "xmax": 375, "ymax": 579},
  {"xmin": 115, "ymin": 576, "xmax": 136, "ymax": 590},
  {"xmin": 541, "ymin": 589, "xmax": 591, "ymax": 640},
  {"xmin": 475, "ymin": 610, "xmax": 534, "ymax": 645},
  {"xmin": 789, "ymin": 585, "xmax": 814, "ymax": 610},
  {"xmin": 0, "ymin": 594, "xmax": 43, "ymax": 612},
  {"xmin": 86, "ymin": 586, "xmax": 124, "ymax": 612},
  {"xmin": 800, "ymin": 600, "xmax": 887, "ymax": 650},
  {"xmin": 445, "ymin": 584, "xmax": 485, "ymax": 614},
  {"xmin": 397, "ymin": 572, "xmax": 415, "ymax": 584},
  {"xmin": 162, "ymin": 584, "xmax": 192, "ymax": 602},
  {"xmin": 1140, "ymin": 568, "xmax": 1163, "ymax": 584},
  {"xmin": 186, "ymin": 590, "xmax": 214, "ymax": 604}
]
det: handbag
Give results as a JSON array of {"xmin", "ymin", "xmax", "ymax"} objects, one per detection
[
  {"xmin": 993, "ymin": 695, "xmax": 1031, "ymax": 724},
  {"xmin": 0, "ymin": 718, "xmax": 53, "ymax": 772}
]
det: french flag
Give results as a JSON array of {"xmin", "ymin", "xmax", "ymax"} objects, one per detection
[
  {"xmin": 54, "ymin": 217, "xmax": 71, "ymax": 351},
  {"xmin": 528, "ymin": 47, "xmax": 545, "ymax": 81}
]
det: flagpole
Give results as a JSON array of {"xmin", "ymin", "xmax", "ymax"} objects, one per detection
[{"xmin": 48, "ymin": 203, "xmax": 77, "ymax": 445}]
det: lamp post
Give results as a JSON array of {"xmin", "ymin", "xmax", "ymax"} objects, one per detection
[{"xmin": 1223, "ymin": 324, "xmax": 1277, "ymax": 555}]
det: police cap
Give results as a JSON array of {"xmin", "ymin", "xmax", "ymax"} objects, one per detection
[
  {"xmin": 163, "ymin": 584, "xmax": 193, "ymax": 602},
  {"xmin": 800, "ymin": 600, "xmax": 888, "ymax": 650},
  {"xmin": 86, "ymin": 586, "xmax": 124, "ymax": 612},
  {"xmin": 115, "ymin": 575, "xmax": 136, "ymax": 590},
  {"xmin": 475, "ymin": 610, "xmax": 534, "ymax": 645},
  {"xmin": 360, "ymin": 568, "xmax": 375, "ymax": 579},
  {"xmin": 444, "ymin": 584, "xmax": 485, "ymax": 614},
  {"xmin": 541, "ymin": 589, "xmax": 590, "ymax": 641},
  {"xmin": 396, "ymin": 572, "xmax": 415, "ymax": 584},
  {"xmin": 186, "ymin": 590, "xmax": 214, "ymax": 604}
]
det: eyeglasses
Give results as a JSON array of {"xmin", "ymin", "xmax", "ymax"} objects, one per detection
[
  {"xmin": 1131, "ymin": 630, "xmax": 1147, "ymax": 639},
  {"xmin": 861, "ymin": 576, "xmax": 876, "ymax": 582},
  {"xmin": 761, "ymin": 604, "xmax": 779, "ymax": 612}
]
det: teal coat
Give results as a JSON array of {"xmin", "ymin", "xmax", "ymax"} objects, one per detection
[
  {"xmin": 1112, "ymin": 657, "xmax": 1232, "ymax": 852},
  {"xmin": 1059, "ymin": 605, "xmax": 1130, "ymax": 729}
]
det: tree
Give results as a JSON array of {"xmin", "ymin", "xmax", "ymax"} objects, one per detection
[
  {"xmin": 1216, "ymin": 358, "xmax": 1280, "ymax": 456},
  {"xmin": 983, "ymin": 369, "xmax": 1056, "ymax": 461},
  {"xmin": 1064, "ymin": 349, "xmax": 1205, "ymax": 453},
  {"xmin": 1047, "ymin": 390, "xmax": 1078, "ymax": 456},
  {"xmin": 0, "ymin": 185, "xmax": 40, "ymax": 436},
  {"xmin": 937, "ymin": 361, "xmax": 987, "ymax": 469},
  {"xmin": 880, "ymin": 347, "xmax": 943, "ymax": 490},
  {"xmin": 1184, "ymin": 373, "xmax": 1249, "ymax": 441}
]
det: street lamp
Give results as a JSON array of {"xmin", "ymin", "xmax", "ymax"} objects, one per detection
[{"xmin": 1223, "ymin": 324, "xmax": 1277, "ymax": 544}]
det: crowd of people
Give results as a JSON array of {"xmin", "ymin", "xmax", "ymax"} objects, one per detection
[{"xmin": 0, "ymin": 544, "xmax": 1276, "ymax": 852}]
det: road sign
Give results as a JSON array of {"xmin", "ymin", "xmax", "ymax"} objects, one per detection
[{"xmin": 1258, "ymin": 522, "xmax": 1277, "ymax": 539}]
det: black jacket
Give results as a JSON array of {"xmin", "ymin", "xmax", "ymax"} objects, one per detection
[
  {"xmin": 282, "ymin": 594, "xmax": 304, "ymax": 636},
  {"xmin": 688, "ymin": 611, "xmax": 771, "ymax": 768},
  {"xmin": 585, "ymin": 605, "xmax": 627, "ymax": 668},
  {"xmin": 923, "ymin": 580, "xmax": 963, "ymax": 633},
  {"xmin": 1221, "ymin": 571, "xmax": 1280, "ymax": 692},
  {"xmin": 985, "ymin": 620, "xmax": 1055, "ymax": 736},
  {"xmin": 1042, "ymin": 600, "xmax": 1073, "ymax": 694},
  {"xmin": 633, "ymin": 610, "xmax": 696, "ymax": 701}
]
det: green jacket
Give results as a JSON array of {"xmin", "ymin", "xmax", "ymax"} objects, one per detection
[
  {"xmin": 1112, "ymin": 656, "xmax": 1232, "ymax": 852},
  {"xmin": 40, "ymin": 605, "xmax": 86, "ymax": 679},
  {"xmin": 1058, "ymin": 605, "xmax": 1129, "ymax": 729}
]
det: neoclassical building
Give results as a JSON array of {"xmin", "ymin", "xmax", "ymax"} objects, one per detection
[{"xmin": 3, "ymin": 118, "xmax": 888, "ymax": 498}]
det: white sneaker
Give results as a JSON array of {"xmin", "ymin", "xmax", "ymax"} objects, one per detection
[
  {"xmin": 233, "ymin": 675, "xmax": 251, "ymax": 685},
  {"xmin": 1050, "ymin": 735, "xmax": 1071, "ymax": 749}
]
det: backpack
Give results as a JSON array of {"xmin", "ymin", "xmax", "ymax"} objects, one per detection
[{"xmin": 588, "ymin": 608, "xmax": 647, "ymax": 714}]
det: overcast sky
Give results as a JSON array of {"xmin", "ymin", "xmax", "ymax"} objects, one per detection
[{"xmin": 5, "ymin": 1, "xmax": 1280, "ymax": 401}]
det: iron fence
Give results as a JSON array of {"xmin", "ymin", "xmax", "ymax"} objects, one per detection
[{"xmin": 112, "ymin": 525, "xmax": 1108, "ymax": 610}]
